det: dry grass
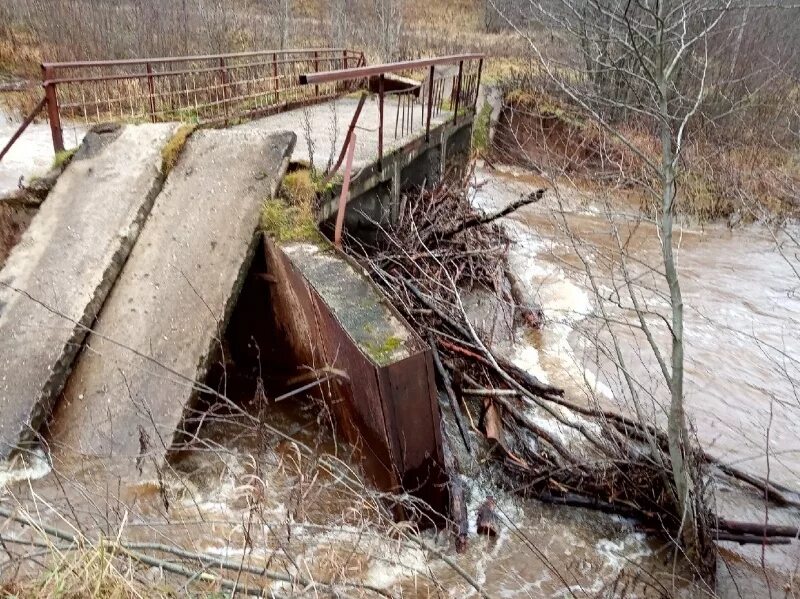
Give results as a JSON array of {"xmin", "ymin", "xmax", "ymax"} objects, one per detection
[{"xmin": 493, "ymin": 88, "xmax": 800, "ymax": 222}]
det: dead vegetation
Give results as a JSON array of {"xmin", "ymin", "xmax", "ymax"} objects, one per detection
[
  {"xmin": 491, "ymin": 86, "xmax": 800, "ymax": 223},
  {"xmin": 341, "ymin": 170, "xmax": 800, "ymax": 585}
]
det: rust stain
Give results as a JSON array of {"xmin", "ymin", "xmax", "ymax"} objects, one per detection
[{"xmin": 263, "ymin": 236, "xmax": 447, "ymax": 518}]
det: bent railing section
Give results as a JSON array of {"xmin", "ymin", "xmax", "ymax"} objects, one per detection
[{"xmin": 299, "ymin": 53, "xmax": 484, "ymax": 171}]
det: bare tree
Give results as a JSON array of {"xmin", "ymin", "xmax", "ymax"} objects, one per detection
[
  {"xmin": 329, "ymin": 0, "xmax": 350, "ymax": 49},
  {"xmin": 368, "ymin": 0, "xmax": 404, "ymax": 61},
  {"xmin": 487, "ymin": 0, "xmax": 767, "ymax": 576},
  {"xmin": 266, "ymin": 0, "xmax": 292, "ymax": 49}
]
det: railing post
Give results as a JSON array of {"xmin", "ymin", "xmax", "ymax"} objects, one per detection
[
  {"xmin": 341, "ymin": 50, "xmax": 348, "ymax": 93},
  {"xmin": 219, "ymin": 57, "xmax": 229, "ymax": 124},
  {"xmin": 334, "ymin": 132, "xmax": 356, "ymax": 250},
  {"xmin": 41, "ymin": 64, "xmax": 64, "ymax": 154},
  {"xmin": 378, "ymin": 74, "xmax": 384, "ymax": 170},
  {"xmin": 273, "ymin": 52, "xmax": 279, "ymax": 104},
  {"xmin": 0, "ymin": 97, "xmax": 47, "ymax": 163},
  {"xmin": 425, "ymin": 65, "xmax": 435, "ymax": 142},
  {"xmin": 453, "ymin": 60, "xmax": 463, "ymax": 126},
  {"xmin": 146, "ymin": 62, "xmax": 156, "ymax": 123},
  {"xmin": 474, "ymin": 57, "xmax": 483, "ymax": 110},
  {"xmin": 313, "ymin": 50, "xmax": 319, "ymax": 97}
]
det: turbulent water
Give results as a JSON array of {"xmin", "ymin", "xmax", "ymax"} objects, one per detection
[
  {"xmin": 0, "ymin": 110, "xmax": 85, "ymax": 193},
  {"xmin": 1, "ymin": 117, "xmax": 799, "ymax": 596}
]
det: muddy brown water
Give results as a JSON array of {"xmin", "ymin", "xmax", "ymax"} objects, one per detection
[{"xmin": 1, "ymin": 120, "xmax": 798, "ymax": 595}]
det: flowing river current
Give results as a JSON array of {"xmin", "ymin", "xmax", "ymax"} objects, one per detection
[
  {"xmin": 1, "ymin": 114, "xmax": 799, "ymax": 596},
  {"xmin": 0, "ymin": 111, "xmax": 85, "ymax": 193}
]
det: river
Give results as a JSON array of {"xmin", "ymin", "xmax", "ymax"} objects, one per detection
[
  {"xmin": 0, "ymin": 110, "xmax": 85, "ymax": 193},
  {"xmin": 1, "ymin": 116, "xmax": 798, "ymax": 596}
]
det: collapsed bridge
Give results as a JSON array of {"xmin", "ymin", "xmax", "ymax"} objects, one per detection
[{"xmin": 0, "ymin": 48, "xmax": 482, "ymax": 515}]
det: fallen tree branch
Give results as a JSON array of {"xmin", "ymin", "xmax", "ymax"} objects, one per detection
[
  {"xmin": 429, "ymin": 333, "xmax": 473, "ymax": 455},
  {"xmin": 439, "ymin": 189, "xmax": 546, "ymax": 240}
]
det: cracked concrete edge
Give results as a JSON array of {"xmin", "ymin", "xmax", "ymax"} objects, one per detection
[
  {"xmin": 167, "ymin": 129, "xmax": 297, "ymax": 453},
  {"xmin": 7, "ymin": 125, "xmax": 188, "ymax": 458}
]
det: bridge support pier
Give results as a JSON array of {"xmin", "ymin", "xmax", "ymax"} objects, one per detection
[{"xmin": 318, "ymin": 113, "xmax": 474, "ymax": 235}]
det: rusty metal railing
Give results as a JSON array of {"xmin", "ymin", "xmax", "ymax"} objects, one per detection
[
  {"xmin": 299, "ymin": 54, "xmax": 483, "ymax": 171},
  {"xmin": 1, "ymin": 48, "xmax": 366, "ymax": 161}
]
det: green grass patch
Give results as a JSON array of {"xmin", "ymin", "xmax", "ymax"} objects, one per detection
[
  {"xmin": 52, "ymin": 148, "xmax": 76, "ymax": 169},
  {"xmin": 261, "ymin": 197, "xmax": 321, "ymax": 242},
  {"xmin": 472, "ymin": 101, "xmax": 492, "ymax": 153}
]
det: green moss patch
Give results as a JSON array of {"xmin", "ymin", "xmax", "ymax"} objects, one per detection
[
  {"xmin": 161, "ymin": 124, "xmax": 195, "ymax": 174},
  {"xmin": 52, "ymin": 148, "xmax": 76, "ymax": 169},
  {"xmin": 364, "ymin": 334, "xmax": 403, "ymax": 365}
]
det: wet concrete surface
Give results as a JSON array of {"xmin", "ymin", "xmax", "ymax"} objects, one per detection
[
  {"xmin": 0, "ymin": 123, "xmax": 178, "ymax": 459},
  {"xmin": 47, "ymin": 129, "xmax": 295, "ymax": 478}
]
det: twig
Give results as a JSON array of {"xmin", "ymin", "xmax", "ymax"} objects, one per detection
[{"xmin": 429, "ymin": 333, "xmax": 473, "ymax": 455}]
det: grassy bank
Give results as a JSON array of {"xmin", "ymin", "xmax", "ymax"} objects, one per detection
[{"xmin": 491, "ymin": 87, "xmax": 800, "ymax": 222}]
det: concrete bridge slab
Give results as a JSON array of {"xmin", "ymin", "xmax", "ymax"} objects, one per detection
[
  {"xmin": 238, "ymin": 96, "xmax": 452, "ymax": 170},
  {"xmin": 0, "ymin": 123, "xmax": 179, "ymax": 459},
  {"xmin": 47, "ymin": 129, "xmax": 295, "ymax": 476}
]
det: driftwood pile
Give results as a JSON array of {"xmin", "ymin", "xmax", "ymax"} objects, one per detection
[{"xmin": 343, "ymin": 169, "xmax": 800, "ymax": 565}]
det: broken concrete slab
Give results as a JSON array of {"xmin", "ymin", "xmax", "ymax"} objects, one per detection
[
  {"xmin": 264, "ymin": 237, "xmax": 447, "ymax": 514},
  {"xmin": 0, "ymin": 123, "xmax": 179, "ymax": 459},
  {"xmin": 48, "ymin": 129, "xmax": 295, "ymax": 476}
]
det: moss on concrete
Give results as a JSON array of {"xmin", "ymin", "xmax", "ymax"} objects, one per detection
[
  {"xmin": 161, "ymin": 124, "xmax": 195, "ymax": 174},
  {"xmin": 472, "ymin": 101, "xmax": 492, "ymax": 153},
  {"xmin": 364, "ymin": 334, "xmax": 403, "ymax": 365},
  {"xmin": 52, "ymin": 148, "xmax": 76, "ymax": 169}
]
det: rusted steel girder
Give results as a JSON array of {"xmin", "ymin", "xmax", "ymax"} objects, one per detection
[
  {"xmin": 298, "ymin": 53, "xmax": 484, "ymax": 85},
  {"xmin": 263, "ymin": 236, "xmax": 448, "ymax": 519}
]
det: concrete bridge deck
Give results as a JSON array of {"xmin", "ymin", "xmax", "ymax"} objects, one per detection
[{"xmin": 238, "ymin": 95, "xmax": 453, "ymax": 170}]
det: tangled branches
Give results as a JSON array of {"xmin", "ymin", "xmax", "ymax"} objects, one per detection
[{"xmin": 343, "ymin": 170, "xmax": 800, "ymax": 579}]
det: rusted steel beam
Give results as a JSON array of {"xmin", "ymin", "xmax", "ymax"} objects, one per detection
[
  {"xmin": 0, "ymin": 96, "xmax": 47, "ymax": 163},
  {"xmin": 334, "ymin": 132, "xmax": 356, "ymax": 249},
  {"xmin": 41, "ymin": 48, "xmax": 357, "ymax": 69},
  {"xmin": 41, "ymin": 65, "xmax": 64, "ymax": 153},
  {"xmin": 299, "ymin": 53, "xmax": 484, "ymax": 85}
]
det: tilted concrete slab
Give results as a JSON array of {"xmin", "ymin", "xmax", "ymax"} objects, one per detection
[
  {"xmin": 48, "ymin": 129, "xmax": 295, "ymax": 476},
  {"xmin": 0, "ymin": 123, "xmax": 179, "ymax": 459}
]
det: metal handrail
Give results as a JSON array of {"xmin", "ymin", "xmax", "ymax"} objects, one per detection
[
  {"xmin": 42, "ymin": 48, "xmax": 358, "ymax": 70},
  {"xmin": 299, "ymin": 53, "xmax": 484, "ymax": 171},
  {"xmin": 26, "ymin": 47, "xmax": 367, "ymax": 155},
  {"xmin": 300, "ymin": 53, "xmax": 484, "ymax": 85}
]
